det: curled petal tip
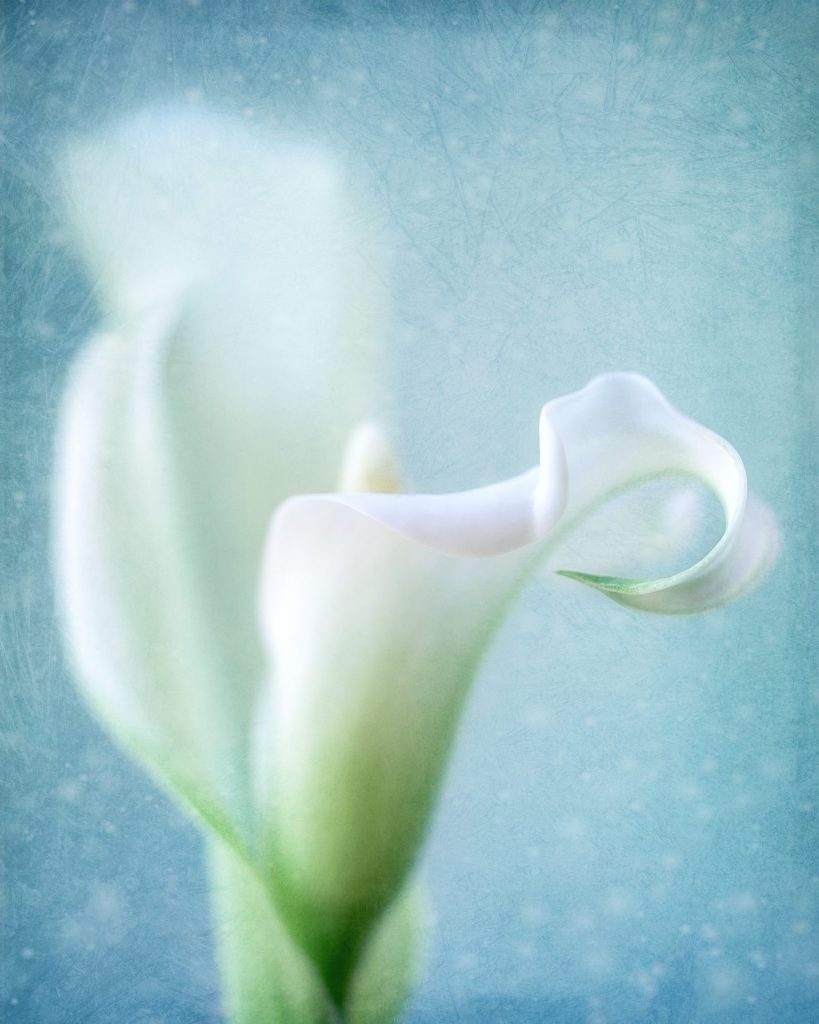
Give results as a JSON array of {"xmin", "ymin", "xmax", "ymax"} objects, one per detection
[{"xmin": 549, "ymin": 374, "xmax": 778, "ymax": 614}]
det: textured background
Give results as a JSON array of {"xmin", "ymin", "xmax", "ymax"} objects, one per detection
[{"xmin": 2, "ymin": 2, "xmax": 817, "ymax": 1021}]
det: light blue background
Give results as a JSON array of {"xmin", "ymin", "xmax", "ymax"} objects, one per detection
[{"xmin": 2, "ymin": 2, "xmax": 816, "ymax": 1021}]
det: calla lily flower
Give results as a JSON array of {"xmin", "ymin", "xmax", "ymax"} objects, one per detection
[{"xmin": 53, "ymin": 110, "xmax": 778, "ymax": 1023}]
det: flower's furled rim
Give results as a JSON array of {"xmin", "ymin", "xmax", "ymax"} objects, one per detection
[{"xmin": 266, "ymin": 372, "xmax": 779, "ymax": 617}]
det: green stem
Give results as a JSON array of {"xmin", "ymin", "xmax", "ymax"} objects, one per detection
[
  {"xmin": 208, "ymin": 837, "xmax": 339, "ymax": 1024},
  {"xmin": 207, "ymin": 835, "xmax": 422, "ymax": 1024}
]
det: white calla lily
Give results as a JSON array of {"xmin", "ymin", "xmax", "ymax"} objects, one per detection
[
  {"xmin": 53, "ymin": 110, "xmax": 778, "ymax": 1022},
  {"xmin": 253, "ymin": 372, "xmax": 778, "ymax": 996}
]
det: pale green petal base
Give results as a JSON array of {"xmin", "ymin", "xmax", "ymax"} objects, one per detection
[
  {"xmin": 209, "ymin": 839, "xmax": 422, "ymax": 1024},
  {"xmin": 345, "ymin": 883, "xmax": 425, "ymax": 1024}
]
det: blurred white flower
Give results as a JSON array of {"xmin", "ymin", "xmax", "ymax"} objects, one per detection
[{"xmin": 53, "ymin": 109, "xmax": 778, "ymax": 1022}]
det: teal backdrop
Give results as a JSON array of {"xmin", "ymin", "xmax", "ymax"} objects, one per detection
[{"xmin": 2, "ymin": 2, "xmax": 816, "ymax": 1021}]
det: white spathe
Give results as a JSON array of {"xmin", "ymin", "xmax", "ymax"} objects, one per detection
[{"xmin": 253, "ymin": 372, "xmax": 778, "ymax": 973}]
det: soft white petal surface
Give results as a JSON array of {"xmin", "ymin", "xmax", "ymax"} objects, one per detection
[{"xmin": 55, "ymin": 111, "xmax": 383, "ymax": 840}]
